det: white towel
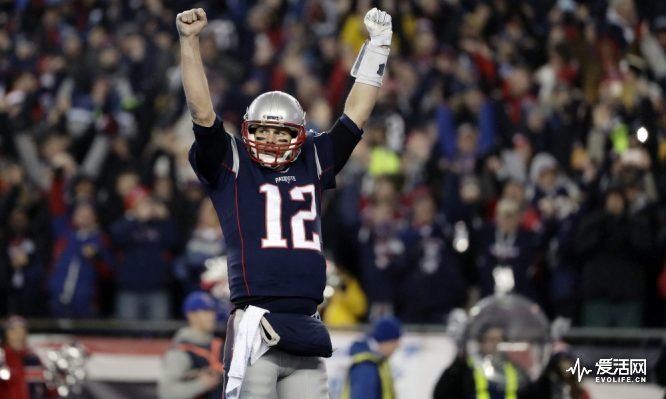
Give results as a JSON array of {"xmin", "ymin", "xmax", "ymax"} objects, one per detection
[{"xmin": 225, "ymin": 305, "xmax": 270, "ymax": 399}]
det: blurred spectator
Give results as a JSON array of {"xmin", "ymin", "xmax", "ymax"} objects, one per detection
[
  {"xmin": 573, "ymin": 185, "xmax": 652, "ymax": 327},
  {"xmin": 476, "ymin": 198, "xmax": 539, "ymax": 300},
  {"xmin": 364, "ymin": 119, "xmax": 401, "ymax": 177},
  {"xmin": 441, "ymin": 174, "xmax": 491, "ymax": 298},
  {"xmin": 322, "ymin": 263, "xmax": 368, "ymax": 327},
  {"xmin": 437, "ymin": 123, "xmax": 487, "ymax": 178},
  {"xmin": 99, "ymin": 169, "xmax": 141, "ymax": 229},
  {"xmin": 527, "ymin": 153, "xmax": 579, "ymax": 223},
  {"xmin": 173, "ymin": 199, "xmax": 226, "ymax": 297},
  {"xmin": 357, "ymin": 193, "xmax": 404, "ymax": 320},
  {"xmin": 497, "ymin": 179, "xmax": 541, "ymax": 233},
  {"xmin": 48, "ymin": 202, "xmax": 111, "ymax": 319},
  {"xmin": 0, "ymin": 162, "xmax": 50, "ymax": 318},
  {"xmin": 342, "ymin": 316, "xmax": 402, "ymax": 399},
  {"xmin": 198, "ymin": 255, "xmax": 232, "ymax": 326},
  {"xmin": 0, "ymin": 316, "xmax": 55, "ymax": 399},
  {"xmin": 394, "ymin": 190, "xmax": 466, "ymax": 323},
  {"xmin": 604, "ymin": 0, "xmax": 638, "ymax": 49},
  {"xmin": 400, "ymin": 126, "xmax": 436, "ymax": 191},
  {"xmin": 0, "ymin": 207, "xmax": 46, "ymax": 317},
  {"xmin": 641, "ymin": 16, "xmax": 666, "ymax": 88},
  {"xmin": 110, "ymin": 187, "xmax": 176, "ymax": 320},
  {"xmin": 500, "ymin": 134, "xmax": 533, "ymax": 184},
  {"xmin": 158, "ymin": 292, "xmax": 223, "ymax": 399},
  {"xmin": 545, "ymin": 213, "xmax": 582, "ymax": 321},
  {"xmin": 442, "ymin": 174, "xmax": 485, "ymax": 228}
]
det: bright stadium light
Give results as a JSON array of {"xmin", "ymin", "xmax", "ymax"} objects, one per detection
[
  {"xmin": 0, "ymin": 368, "xmax": 10, "ymax": 381},
  {"xmin": 636, "ymin": 127, "xmax": 648, "ymax": 143}
]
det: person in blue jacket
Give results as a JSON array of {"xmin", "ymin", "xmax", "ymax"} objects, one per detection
[
  {"xmin": 49, "ymin": 202, "xmax": 112, "ymax": 318},
  {"xmin": 342, "ymin": 316, "xmax": 403, "ymax": 399}
]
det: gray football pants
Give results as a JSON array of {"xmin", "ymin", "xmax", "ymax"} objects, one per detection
[{"xmin": 223, "ymin": 308, "xmax": 330, "ymax": 399}]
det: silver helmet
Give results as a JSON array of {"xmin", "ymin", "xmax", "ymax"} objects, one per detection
[
  {"xmin": 465, "ymin": 294, "xmax": 551, "ymax": 388},
  {"xmin": 241, "ymin": 91, "xmax": 307, "ymax": 168}
]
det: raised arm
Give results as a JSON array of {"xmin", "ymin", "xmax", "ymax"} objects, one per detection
[
  {"xmin": 178, "ymin": 9, "xmax": 229, "ymax": 182},
  {"xmin": 177, "ymin": 8, "xmax": 215, "ymax": 127},
  {"xmin": 344, "ymin": 8, "xmax": 392, "ymax": 129},
  {"xmin": 328, "ymin": 8, "xmax": 392, "ymax": 173}
]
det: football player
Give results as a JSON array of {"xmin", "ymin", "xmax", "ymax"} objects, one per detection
[{"xmin": 177, "ymin": 6, "xmax": 393, "ymax": 399}]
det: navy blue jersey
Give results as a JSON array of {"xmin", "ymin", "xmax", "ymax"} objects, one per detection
[{"xmin": 189, "ymin": 117, "xmax": 357, "ymax": 304}]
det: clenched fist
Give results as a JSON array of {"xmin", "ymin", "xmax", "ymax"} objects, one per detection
[
  {"xmin": 364, "ymin": 7, "xmax": 392, "ymax": 47},
  {"xmin": 176, "ymin": 8, "xmax": 208, "ymax": 38}
]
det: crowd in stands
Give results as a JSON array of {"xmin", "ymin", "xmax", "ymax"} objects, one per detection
[{"xmin": 1, "ymin": 0, "xmax": 665, "ymax": 328}]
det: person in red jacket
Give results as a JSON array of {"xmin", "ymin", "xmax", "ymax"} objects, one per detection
[{"xmin": 0, "ymin": 316, "xmax": 55, "ymax": 399}]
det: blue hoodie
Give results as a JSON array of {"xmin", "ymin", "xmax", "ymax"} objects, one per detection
[{"xmin": 49, "ymin": 229, "xmax": 111, "ymax": 317}]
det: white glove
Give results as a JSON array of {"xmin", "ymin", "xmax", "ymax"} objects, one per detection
[
  {"xmin": 364, "ymin": 7, "xmax": 392, "ymax": 47},
  {"xmin": 351, "ymin": 8, "xmax": 392, "ymax": 87}
]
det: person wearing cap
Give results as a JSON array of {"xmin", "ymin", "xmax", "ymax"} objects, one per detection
[
  {"xmin": 158, "ymin": 291, "xmax": 223, "ymax": 399},
  {"xmin": 0, "ymin": 316, "xmax": 55, "ymax": 399},
  {"xmin": 341, "ymin": 316, "xmax": 402, "ymax": 399}
]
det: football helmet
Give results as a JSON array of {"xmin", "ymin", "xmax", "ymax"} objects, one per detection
[{"xmin": 241, "ymin": 91, "xmax": 307, "ymax": 168}]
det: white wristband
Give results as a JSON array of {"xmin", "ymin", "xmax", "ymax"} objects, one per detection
[{"xmin": 350, "ymin": 40, "xmax": 390, "ymax": 87}]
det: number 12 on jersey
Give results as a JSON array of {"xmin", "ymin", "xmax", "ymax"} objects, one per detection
[{"xmin": 259, "ymin": 184, "xmax": 320, "ymax": 251}]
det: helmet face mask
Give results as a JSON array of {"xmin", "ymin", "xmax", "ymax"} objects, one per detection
[{"xmin": 241, "ymin": 91, "xmax": 307, "ymax": 169}]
